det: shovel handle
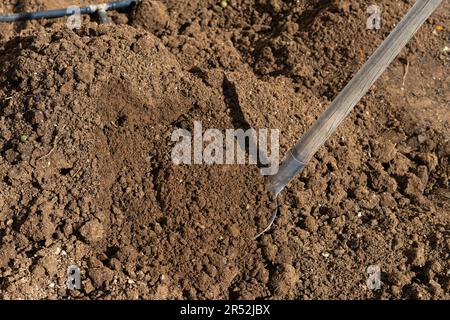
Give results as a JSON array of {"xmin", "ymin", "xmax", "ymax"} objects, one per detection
[{"xmin": 268, "ymin": 0, "xmax": 442, "ymax": 196}]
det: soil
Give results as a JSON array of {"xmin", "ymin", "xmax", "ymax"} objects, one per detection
[{"xmin": 0, "ymin": 0, "xmax": 449, "ymax": 300}]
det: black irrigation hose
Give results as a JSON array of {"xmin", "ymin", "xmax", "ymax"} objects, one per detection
[{"xmin": 0, "ymin": 0, "xmax": 137, "ymax": 23}]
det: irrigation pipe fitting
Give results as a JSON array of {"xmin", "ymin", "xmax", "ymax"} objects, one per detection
[
  {"xmin": 256, "ymin": 0, "xmax": 443, "ymax": 238},
  {"xmin": 0, "ymin": 0, "xmax": 138, "ymax": 23}
]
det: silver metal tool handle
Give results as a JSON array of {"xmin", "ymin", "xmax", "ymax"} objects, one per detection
[{"xmin": 267, "ymin": 0, "xmax": 442, "ymax": 196}]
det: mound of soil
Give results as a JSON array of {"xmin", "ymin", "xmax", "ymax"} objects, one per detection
[{"xmin": 0, "ymin": 0, "xmax": 449, "ymax": 299}]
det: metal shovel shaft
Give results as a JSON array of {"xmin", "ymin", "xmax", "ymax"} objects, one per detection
[
  {"xmin": 267, "ymin": 0, "xmax": 442, "ymax": 196},
  {"xmin": 0, "ymin": 1, "xmax": 137, "ymax": 22}
]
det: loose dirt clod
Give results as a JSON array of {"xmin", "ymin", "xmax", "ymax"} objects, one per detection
[
  {"xmin": 269, "ymin": 264, "xmax": 299, "ymax": 296},
  {"xmin": 80, "ymin": 220, "xmax": 105, "ymax": 244}
]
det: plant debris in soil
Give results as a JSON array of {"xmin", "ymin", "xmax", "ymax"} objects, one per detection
[{"xmin": 0, "ymin": 0, "xmax": 449, "ymax": 299}]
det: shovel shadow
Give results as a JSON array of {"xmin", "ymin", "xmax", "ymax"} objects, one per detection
[{"xmin": 221, "ymin": 75, "xmax": 271, "ymax": 170}]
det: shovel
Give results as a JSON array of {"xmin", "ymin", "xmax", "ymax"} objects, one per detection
[{"xmin": 256, "ymin": 0, "xmax": 443, "ymax": 239}]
